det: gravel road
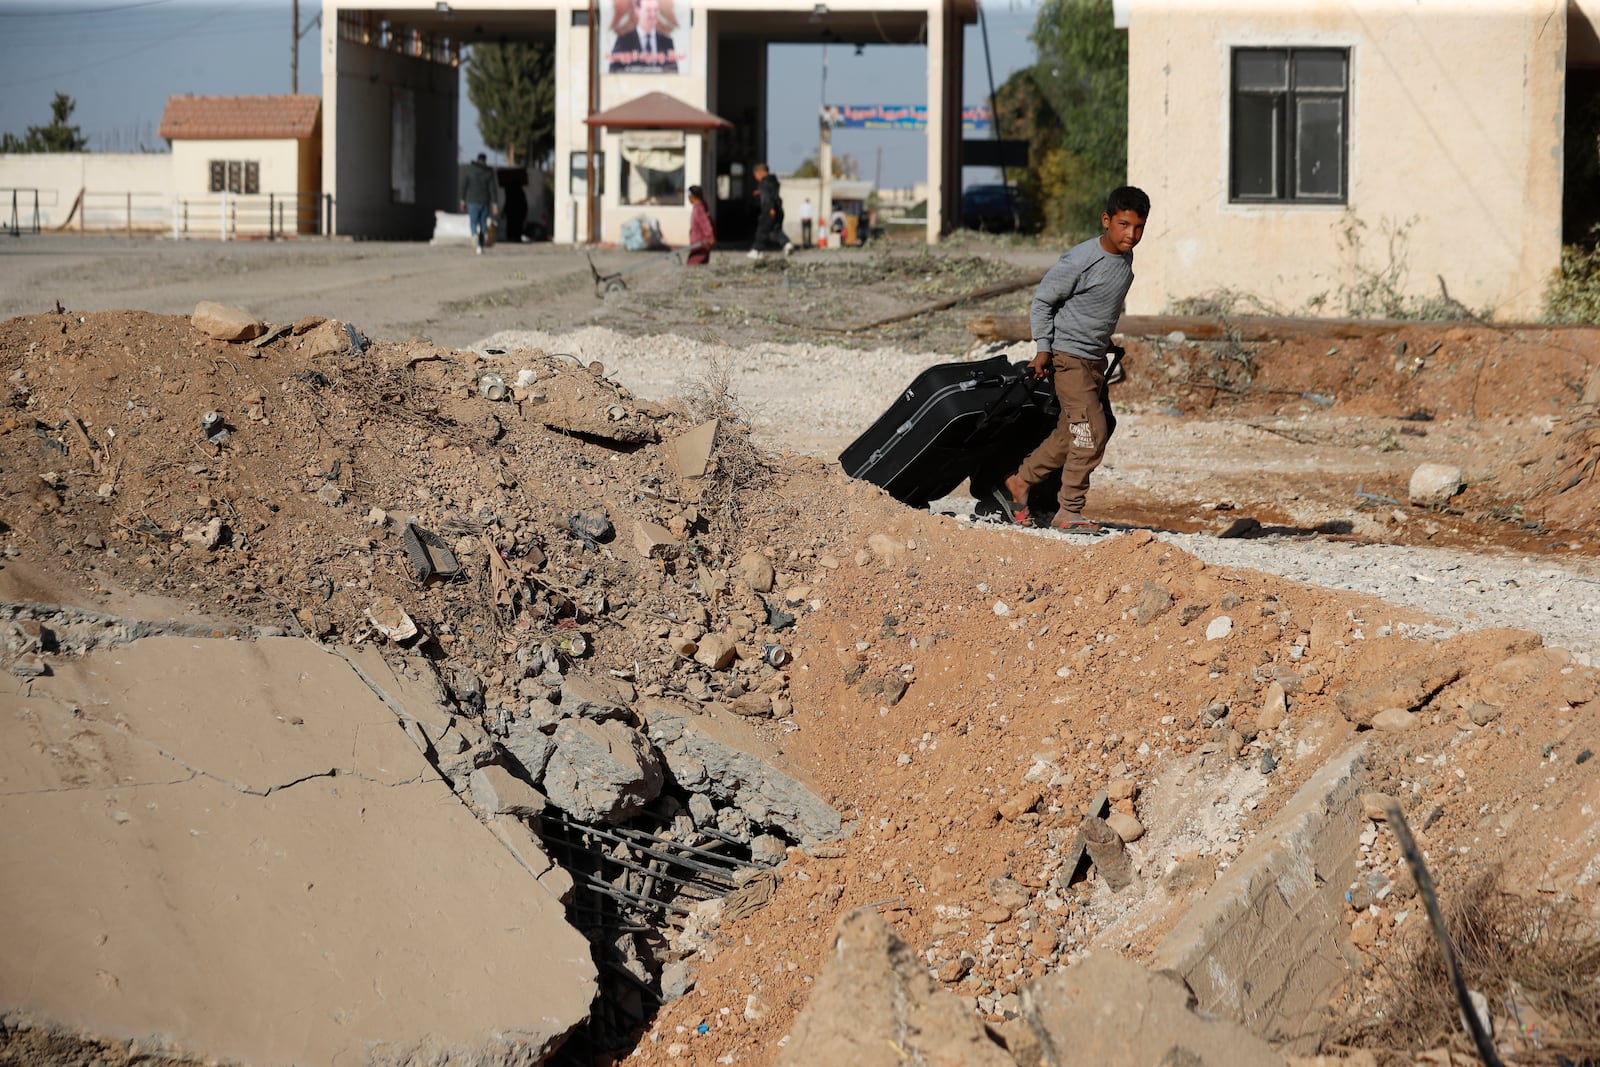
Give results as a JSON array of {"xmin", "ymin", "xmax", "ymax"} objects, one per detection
[{"xmin": 478, "ymin": 324, "xmax": 1600, "ymax": 666}]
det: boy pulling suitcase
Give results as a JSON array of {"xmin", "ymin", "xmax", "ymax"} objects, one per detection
[{"xmin": 994, "ymin": 186, "xmax": 1150, "ymax": 533}]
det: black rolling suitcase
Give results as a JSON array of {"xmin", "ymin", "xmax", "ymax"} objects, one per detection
[{"xmin": 839, "ymin": 355, "xmax": 1058, "ymax": 508}]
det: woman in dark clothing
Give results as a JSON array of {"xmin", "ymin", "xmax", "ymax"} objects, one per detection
[{"xmin": 686, "ymin": 185, "xmax": 714, "ymax": 265}]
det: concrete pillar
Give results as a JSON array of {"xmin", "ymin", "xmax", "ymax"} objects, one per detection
[{"xmin": 924, "ymin": 5, "xmax": 945, "ymax": 242}]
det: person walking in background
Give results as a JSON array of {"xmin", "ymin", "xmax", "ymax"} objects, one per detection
[
  {"xmin": 798, "ymin": 197, "xmax": 814, "ymax": 248},
  {"xmin": 686, "ymin": 184, "xmax": 714, "ymax": 265},
  {"xmin": 748, "ymin": 162, "xmax": 794, "ymax": 260},
  {"xmin": 993, "ymin": 185, "xmax": 1151, "ymax": 532},
  {"xmin": 459, "ymin": 152, "xmax": 498, "ymax": 254}
]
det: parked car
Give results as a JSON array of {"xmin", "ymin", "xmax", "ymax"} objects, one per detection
[{"xmin": 961, "ymin": 184, "xmax": 1026, "ymax": 232}]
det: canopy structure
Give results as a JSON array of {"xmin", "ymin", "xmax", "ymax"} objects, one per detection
[{"xmin": 585, "ymin": 92, "xmax": 733, "ymax": 131}]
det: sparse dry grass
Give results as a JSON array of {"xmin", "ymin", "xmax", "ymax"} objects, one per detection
[{"xmin": 1335, "ymin": 871, "xmax": 1600, "ymax": 1065}]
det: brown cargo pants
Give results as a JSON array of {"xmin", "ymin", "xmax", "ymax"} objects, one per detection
[{"xmin": 1016, "ymin": 353, "xmax": 1116, "ymax": 516}]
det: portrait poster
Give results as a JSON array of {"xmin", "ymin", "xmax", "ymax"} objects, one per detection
[{"xmin": 605, "ymin": 0, "xmax": 688, "ymax": 75}]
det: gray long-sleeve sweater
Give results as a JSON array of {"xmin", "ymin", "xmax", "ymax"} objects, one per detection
[{"xmin": 1030, "ymin": 235, "xmax": 1134, "ymax": 362}]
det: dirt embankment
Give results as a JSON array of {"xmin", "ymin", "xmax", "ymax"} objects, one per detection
[{"xmin": 1, "ymin": 304, "xmax": 1597, "ymax": 1067}]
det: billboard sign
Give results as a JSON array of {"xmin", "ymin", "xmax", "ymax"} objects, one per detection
[
  {"xmin": 821, "ymin": 104, "xmax": 993, "ymax": 132},
  {"xmin": 606, "ymin": 0, "xmax": 688, "ymax": 74}
]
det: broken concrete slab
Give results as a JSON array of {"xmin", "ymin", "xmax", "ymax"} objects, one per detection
[
  {"xmin": 559, "ymin": 668, "xmax": 635, "ymax": 721},
  {"xmin": 1020, "ymin": 952, "xmax": 1286, "ymax": 1067},
  {"xmin": 486, "ymin": 813, "xmax": 574, "ymax": 904},
  {"xmin": 540, "ymin": 717, "xmax": 664, "ymax": 824},
  {"xmin": 1150, "ymin": 741, "xmax": 1369, "ymax": 1051},
  {"xmin": 643, "ymin": 701, "xmax": 842, "ymax": 842},
  {"xmin": 777, "ymin": 909, "xmax": 1013, "ymax": 1067},
  {"xmin": 470, "ymin": 763, "xmax": 548, "ymax": 816},
  {"xmin": 670, "ymin": 419, "xmax": 718, "ymax": 480},
  {"xmin": 336, "ymin": 643, "xmax": 456, "ymax": 733},
  {"xmin": 0, "ymin": 635, "xmax": 595, "ymax": 1066},
  {"xmin": 502, "ymin": 718, "xmax": 558, "ymax": 782}
]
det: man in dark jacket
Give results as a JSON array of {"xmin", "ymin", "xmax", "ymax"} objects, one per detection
[
  {"xmin": 459, "ymin": 153, "xmax": 498, "ymax": 254},
  {"xmin": 748, "ymin": 162, "xmax": 793, "ymax": 260}
]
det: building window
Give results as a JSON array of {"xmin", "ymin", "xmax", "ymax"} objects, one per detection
[
  {"xmin": 209, "ymin": 159, "xmax": 260, "ymax": 194},
  {"xmin": 570, "ymin": 151, "xmax": 605, "ymax": 196},
  {"xmin": 619, "ymin": 131, "xmax": 685, "ymax": 206},
  {"xmin": 1230, "ymin": 48, "xmax": 1347, "ymax": 203}
]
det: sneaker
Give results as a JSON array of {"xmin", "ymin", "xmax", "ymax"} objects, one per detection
[
  {"xmin": 747, "ymin": 248, "xmax": 761, "ymax": 260},
  {"xmin": 783, "ymin": 241, "xmax": 795, "ymax": 257},
  {"xmin": 475, "ymin": 246, "xmax": 483, "ymax": 255}
]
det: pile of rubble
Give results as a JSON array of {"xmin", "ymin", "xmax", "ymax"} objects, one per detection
[{"xmin": 4, "ymin": 304, "xmax": 1599, "ymax": 1067}]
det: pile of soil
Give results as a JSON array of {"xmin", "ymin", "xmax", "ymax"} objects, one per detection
[{"xmin": 2, "ymin": 307, "xmax": 1598, "ymax": 1067}]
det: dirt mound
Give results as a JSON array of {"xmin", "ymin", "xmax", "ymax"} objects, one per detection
[
  {"xmin": 1515, "ymin": 368, "xmax": 1600, "ymax": 529},
  {"xmin": 3, "ymin": 309, "xmax": 1598, "ymax": 1067}
]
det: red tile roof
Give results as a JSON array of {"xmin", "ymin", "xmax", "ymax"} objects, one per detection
[
  {"xmin": 585, "ymin": 92, "xmax": 732, "ymax": 130},
  {"xmin": 159, "ymin": 95, "xmax": 321, "ymax": 141}
]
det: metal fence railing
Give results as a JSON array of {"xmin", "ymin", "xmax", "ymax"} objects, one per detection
[
  {"xmin": 166, "ymin": 191, "xmax": 335, "ymax": 240},
  {"xmin": 3, "ymin": 188, "xmax": 43, "ymax": 236},
  {"xmin": 7, "ymin": 189, "xmax": 335, "ymax": 239}
]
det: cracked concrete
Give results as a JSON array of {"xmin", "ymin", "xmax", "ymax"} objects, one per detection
[{"xmin": 0, "ymin": 634, "xmax": 595, "ymax": 1066}]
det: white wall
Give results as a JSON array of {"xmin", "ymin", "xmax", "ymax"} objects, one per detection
[
  {"xmin": 0, "ymin": 153, "xmax": 172, "ymax": 230},
  {"xmin": 1128, "ymin": 0, "xmax": 1565, "ymax": 320}
]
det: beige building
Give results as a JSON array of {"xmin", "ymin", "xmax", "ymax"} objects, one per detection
[
  {"xmin": 1126, "ymin": 0, "xmax": 1595, "ymax": 320},
  {"xmin": 160, "ymin": 95, "xmax": 325, "ymax": 236},
  {"xmin": 319, "ymin": 0, "xmax": 976, "ymax": 245}
]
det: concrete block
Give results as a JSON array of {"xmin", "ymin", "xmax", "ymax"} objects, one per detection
[{"xmin": 1151, "ymin": 741, "xmax": 1369, "ymax": 1052}]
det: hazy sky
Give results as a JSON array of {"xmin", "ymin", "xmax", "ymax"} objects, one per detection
[{"xmin": 0, "ymin": 0, "xmax": 1041, "ymax": 188}]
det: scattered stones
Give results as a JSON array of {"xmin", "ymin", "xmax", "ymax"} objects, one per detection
[
  {"xmin": 470, "ymin": 764, "xmax": 548, "ymax": 817},
  {"xmin": 998, "ymin": 787, "xmax": 1043, "ymax": 822},
  {"xmin": 1360, "ymin": 792, "xmax": 1397, "ymax": 822},
  {"xmin": 1205, "ymin": 615, "xmax": 1234, "ymax": 640},
  {"xmin": 734, "ymin": 551, "xmax": 775, "ymax": 591},
  {"xmin": 987, "ymin": 875, "xmax": 1030, "ymax": 912},
  {"xmin": 1105, "ymin": 811, "xmax": 1145, "ymax": 843},
  {"xmin": 1409, "ymin": 462, "xmax": 1464, "ymax": 505},
  {"xmin": 633, "ymin": 521, "xmax": 681, "ymax": 560},
  {"xmin": 191, "ymin": 300, "xmax": 265, "ymax": 342},
  {"xmin": 1135, "ymin": 581, "xmax": 1173, "ymax": 625},
  {"xmin": 1081, "ymin": 815, "xmax": 1134, "ymax": 890},
  {"xmin": 693, "ymin": 632, "xmax": 737, "ymax": 670},
  {"xmin": 1258, "ymin": 681, "xmax": 1288, "ymax": 730},
  {"xmin": 1369, "ymin": 707, "xmax": 1417, "ymax": 733},
  {"xmin": 539, "ymin": 718, "xmax": 664, "ymax": 824},
  {"xmin": 181, "ymin": 517, "xmax": 224, "ymax": 550}
]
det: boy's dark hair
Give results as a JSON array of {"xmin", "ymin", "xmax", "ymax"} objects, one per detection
[{"xmin": 1106, "ymin": 185, "xmax": 1150, "ymax": 218}]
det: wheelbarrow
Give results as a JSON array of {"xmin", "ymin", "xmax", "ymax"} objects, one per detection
[{"xmin": 586, "ymin": 244, "xmax": 706, "ymax": 296}]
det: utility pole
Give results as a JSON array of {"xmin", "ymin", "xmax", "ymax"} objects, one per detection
[
  {"xmin": 291, "ymin": 1, "xmax": 321, "ymax": 94},
  {"xmin": 818, "ymin": 45, "xmax": 831, "ymax": 244},
  {"xmin": 586, "ymin": 0, "xmax": 600, "ymax": 243}
]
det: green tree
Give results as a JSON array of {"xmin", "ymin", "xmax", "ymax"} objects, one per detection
[
  {"xmin": 465, "ymin": 42, "xmax": 555, "ymax": 166},
  {"xmin": 1019, "ymin": 0, "xmax": 1127, "ymax": 237},
  {"xmin": 2, "ymin": 92, "xmax": 90, "ymax": 153}
]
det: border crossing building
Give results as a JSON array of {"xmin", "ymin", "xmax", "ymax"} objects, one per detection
[{"xmin": 318, "ymin": 0, "xmax": 979, "ymax": 246}]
